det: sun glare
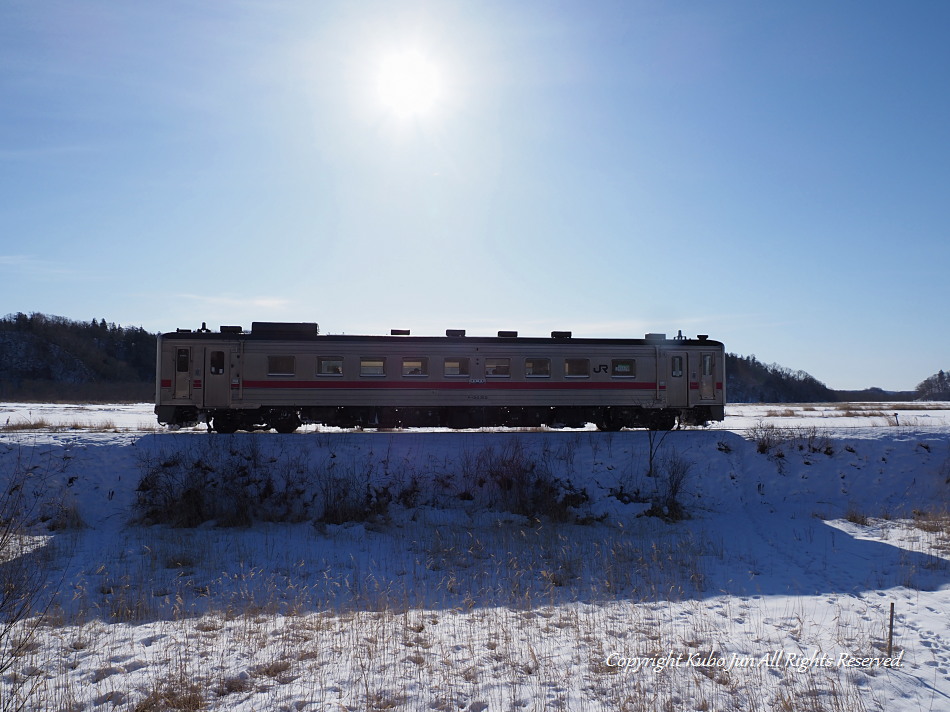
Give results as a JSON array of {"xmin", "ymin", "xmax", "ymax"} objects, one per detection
[{"xmin": 377, "ymin": 50, "xmax": 441, "ymax": 118}]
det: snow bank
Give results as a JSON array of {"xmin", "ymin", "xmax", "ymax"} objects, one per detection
[{"xmin": 1, "ymin": 403, "xmax": 948, "ymax": 711}]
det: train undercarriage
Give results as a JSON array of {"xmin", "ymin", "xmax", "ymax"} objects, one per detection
[{"xmin": 156, "ymin": 404, "xmax": 721, "ymax": 433}]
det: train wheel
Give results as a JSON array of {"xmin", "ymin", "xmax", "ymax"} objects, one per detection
[
  {"xmin": 597, "ymin": 409, "xmax": 624, "ymax": 432},
  {"xmin": 650, "ymin": 413, "xmax": 677, "ymax": 431},
  {"xmin": 212, "ymin": 416, "xmax": 238, "ymax": 434},
  {"xmin": 271, "ymin": 415, "xmax": 300, "ymax": 433},
  {"xmin": 263, "ymin": 408, "xmax": 300, "ymax": 433}
]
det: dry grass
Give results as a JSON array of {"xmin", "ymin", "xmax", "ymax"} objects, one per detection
[
  {"xmin": 838, "ymin": 407, "xmax": 889, "ymax": 418},
  {"xmin": 16, "ymin": 581, "xmax": 892, "ymax": 712},
  {"xmin": 0, "ymin": 417, "xmax": 121, "ymax": 432},
  {"xmin": 845, "ymin": 508, "xmax": 870, "ymax": 527},
  {"xmin": 911, "ymin": 509, "xmax": 950, "ymax": 553},
  {"xmin": 7, "ymin": 508, "xmax": 910, "ymax": 712},
  {"xmin": 134, "ymin": 677, "xmax": 205, "ymax": 711},
  {"xmin": 0, "ymin": 417, "xmax": 55, "ymax": 431}
]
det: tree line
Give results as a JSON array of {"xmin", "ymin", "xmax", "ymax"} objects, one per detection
[
  {"xmin": 916, "ymin": 370, "xmax": 950, "ymax": 401},
  {"xmin": 0, "ymin": 313, "xmax": 944, "ymax": 403},
  {"xmin": 0, "ymin": 312, "xmax": 156, "ymax": 401},
  {"xmin": 725, "ymin": 353, "xmax": 838, "ymax": 403}
]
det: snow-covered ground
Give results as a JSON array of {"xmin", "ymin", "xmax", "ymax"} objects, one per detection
[{"xmin": 2, "ymin": 402, "xmax": 949, "ymax": 711}]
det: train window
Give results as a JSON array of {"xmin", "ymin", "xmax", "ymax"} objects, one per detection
[
  {"xmin": 702, "ymin": 354, "xmax": 713, "ymax": 376},
  {"xmin": 402, "ymin": 357, "xmax": 428, "ymax": 376},
  {"xmin": 485, "ymin": 358, "xmax": 510, "ymax": 377},
  {"xmin": 360, "ymin": 357, "xmax": 386, "ymax": 376},
  {"xmin": 176, "ymin": 348, "xmax": 189, "ymax": 373},
  {"xmin": 209, "ymin": 351, "xmax": 225, "ymax": 375},
  {"xmin": 444, "ymin": 357, "xmax": 470, "ymax": 377},
  {"xmin": 565, "ymin": 358, "xmax": 590, "ymax": 377},
  {"xmin": 317, "ymin": 357, "xmax": 344, "ymax": 376},
  {"xmin": 671, "ymin": 356, "xmax": 684, "ymax": 377},
  {"xmin": 611, "ymin": 359, "xmax": 636, "ymax": 377},
  {"xmin": 267, "ymin": 355, "xmax": 296, "ymax": 376},
  {"xmin": 525, "ymin": 358, "xmax": 551, "ymax": 377}
]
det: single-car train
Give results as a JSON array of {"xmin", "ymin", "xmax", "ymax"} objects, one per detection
[{"xmin": 155, "ymin": 322, "xmax": 725, "ymax": 432}]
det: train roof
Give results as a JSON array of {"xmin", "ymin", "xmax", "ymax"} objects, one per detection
[{"xmin": 160, "ymin": 322, "xmax": 723, "ymax": 347}]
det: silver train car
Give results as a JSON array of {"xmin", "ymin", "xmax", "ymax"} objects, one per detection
[{"xmin": 155, "ymin": 322, "xmax": 725, "ymax": 433}]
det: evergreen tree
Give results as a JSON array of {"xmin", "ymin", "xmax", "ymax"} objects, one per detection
[{"xmin": 915, "ymin": 369, "xmax": 950, "ymax": 400}]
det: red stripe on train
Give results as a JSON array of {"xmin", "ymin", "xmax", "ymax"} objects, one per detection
[{"xmin": 242, "ymin": 380, "xmax": 665, "ymax": 391}]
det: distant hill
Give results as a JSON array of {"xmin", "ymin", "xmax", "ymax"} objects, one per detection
[
  {"xmin": 725, "ymin": 353, "xmax": 920, "ymax": 403},
  {"xmin": 0, "ymin": 313, "xmax": 155, "ymax": 402},
  {"xmin": 832, "ymin": 387, "xmax": 918, "ymax": 402},
  {"xmin": 0, "ymin": 313, "xmax": 928, "ymax": 404},
  {"xmin": 725, "ymin": 353, "xmax": 837, "ymax": 403}
]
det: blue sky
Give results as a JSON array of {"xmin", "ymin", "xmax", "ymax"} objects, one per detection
[{"xmin": 2, "ymin": 1, "xmax": 948, "ymax": 391}]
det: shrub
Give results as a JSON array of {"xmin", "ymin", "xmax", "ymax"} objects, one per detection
[
  {"xmin": 133, "ymin": 440, "xmax": 280, "ymax": 527},
  {"xmin": 474, "ymin": 442, "xmax": 586, "ymax": 522},
  {"xmin": 845, "ymin": 508, "xmax": 870, "ymax": 526},
  {"xmin": 644, "ymin": 450, "xmax": 693, "ymax": 521},
  {"xmin": 316, "ymin": 474, "xmax": 390, "ymax": 525},
  {"xmin": 748, "ymin": 421, "xmax": 789, "ymax": 455}
]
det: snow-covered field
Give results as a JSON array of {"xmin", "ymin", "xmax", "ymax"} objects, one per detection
[{"xmin": 2, "ymin": 402, "xmax": 949, "ymax": 711}]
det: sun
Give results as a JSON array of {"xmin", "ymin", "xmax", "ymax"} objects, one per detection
[{"xmin": 377, "ymin": 50, "xmax": 441, "ymax": 118}]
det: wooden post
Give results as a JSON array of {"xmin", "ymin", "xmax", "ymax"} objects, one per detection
[{"xmin": 888, "ymin": 602, "xmax": 895, "ymax": 657}]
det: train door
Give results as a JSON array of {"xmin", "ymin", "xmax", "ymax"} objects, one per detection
[
  {"xmin": 174, "ymin": 347, "xmax": 191, "ymax": 399},
  {"xmin": 203, "ymin": 348, "xmax": 231, "ymax": 408},
  {"xmin": 667, "ymin": 351, "xmax": 687, "ymax": 407},
  {"xmin": 699, "ymin": 352, "xmax": 716, "ymax": 400}
]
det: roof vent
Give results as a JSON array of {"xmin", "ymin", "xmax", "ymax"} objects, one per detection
[
  {"xmin": 645, "ymin": 333, "xmax": 667, "ymax": 341},
  {"xmin": 446, "ymin": 329, "xmax": 466, "ymax": 337},
  {"xmin": 251, "ymin": 322, "xmax": 320, "ymax": 335},
  {"xmin": 497, "ymin": 330, "xmax": 518, "ymax": 338},
  {"xmin": 220, "ymin": 325, "xmax": 243, "ymax": 334},
  {"xmin": 390, "ymin": 329, "xmax": 410, "ymax": 336},
  {"xmin": 551, "ymin": 330, "xmax": 572, "ymax": 339},
  {"xmin": 697, "ymin": 334, "xmax": 708, "ymax": 341}
]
